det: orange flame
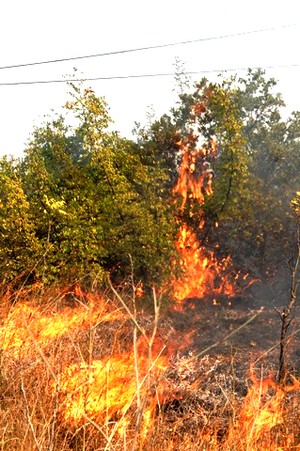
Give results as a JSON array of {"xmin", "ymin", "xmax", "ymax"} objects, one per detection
[
  {"xmin": 172, "ymin": 134, "xmax": 238, "ymax": 305},
  {"xmin": 173, "ymin": 224, "xmax": 236, "ymax": 304},
  {"xmin": 56, "ymin": 337, "xmax": 169, "ymax": 437},
  {"xmin": 238, "ymin": 371, "xmax": 284, "ymax": 438},
  {"xmin": 0, "ymin": 293, "xmax": 124, "ymax": 358},
  {"xmin": 226, "ymin": 367, "xmax": 300, "ymax": 448},
  {"xmin": 173, "ymin": 134, "xmax": 217, "ymax": 210}
]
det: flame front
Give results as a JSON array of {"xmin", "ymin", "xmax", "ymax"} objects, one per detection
[
  {"xmin": 57, "ymin": 337, "xmax": 169, "ymax": 437},
  {"xmin": 174, "ymin": 224, "xmax": 236, "ymax": 302},
  {"xmin": 0, "ymin": 292, "xmax": 124, "ymax": 358},
  {"xmin": 225, "ymin": 368, "xmax": 300, "ymax": 449},
  {"xmin": 172, "ymin": 133, "xmax": 237, "ymax": 305}
]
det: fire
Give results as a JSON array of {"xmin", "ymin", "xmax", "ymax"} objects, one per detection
[
  {"xmin": 172, "ymin": 133, "xmax": 238, "ymax": 305},
  {"xmin": 56, "ymin": 337, "xmax": 169, "ymax": 437},
  {"xmin": 173, "ymin": 224, "xmax": 236, "ymax": 303},
  {"xmin": 0, "ymin": 292, "xmax": 124, "ymax": 358},
  {"xmin": 173, "ymin": 133, "xmax": 216, "ymax": 210},
  {"xmin": 236, "ymin": 370, "xmax": 284, "ymax": 440},
  {"xmin": 0, "ymin": 110, "xmax": 272, "ymax": 448},
  {"xmin": 225, "ymin": 367, "xmax": 300, "ymax": 449}
]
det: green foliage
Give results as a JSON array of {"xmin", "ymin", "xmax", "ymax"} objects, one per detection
[
  {"xmin": 0, "ymin": 157, "xmax": 41, "ymax": 284},
  {"xmin": 137, "ymin": 68, "xmax": 300, "ymax": 278},
  {"xmin": 230, "ymin": 69, "xmax": 300, "ymax": 270},
  {"xmin": 13, "ymin": 84, "xmax": 178, "ymax": 287},
  {"xmin": 133, "ymin": 114, "xmax": 181, "ymax": 188},
  {"xmin": 195, "ymin": 80, "xmax": 251, "ymax": 222},
  {"xmin": 1, "ymin": 69, "xmax": 300, "ymax": 290},
  {"xmin": 137, "ymin": 76, "xmax": 252, "ymax": 230},
  {"xmin": 196, "ymin": 70, "xmax": 300, "ymax": 272}
]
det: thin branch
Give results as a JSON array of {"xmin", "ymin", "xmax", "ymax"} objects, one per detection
[
  {"xmin": 107, "ymin": 275, "xmax": 147, "ymax": 342},
  {"xmin": 20, "ymin": 373, "xmax": 42, "ymax": 451},
  {"xmin": 277, "ymin": 221, "xmax": 300, "ymax": 383}
]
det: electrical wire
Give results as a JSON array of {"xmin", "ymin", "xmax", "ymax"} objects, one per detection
[
  {"xmin": 0, "ymin": 23, "xmax": 297, "ymax": 71},
  {"xmin": 1, "ymin": 64, "xmax": 300, "ymax": 87}
]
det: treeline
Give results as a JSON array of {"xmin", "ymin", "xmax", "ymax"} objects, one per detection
[{"xmin": 0, "ymin": 70, "xmax": 299, "ymax": 291}]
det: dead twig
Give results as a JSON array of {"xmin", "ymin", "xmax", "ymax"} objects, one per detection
[{"xmin": 277, "ymin": 222, "xmax": 300, "ymax": 384}]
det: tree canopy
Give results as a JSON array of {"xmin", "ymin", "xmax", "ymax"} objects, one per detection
[
  {"xmin": 0, "ymin": 70, "xmax": 299, "ymax": 293},
  {"xmin": 0, "ymin": 84, "xmax": 178, "ymax": 289},
  {"xmin": 136, "ymin": 69, "xmax": 300, "ymax": 278}
]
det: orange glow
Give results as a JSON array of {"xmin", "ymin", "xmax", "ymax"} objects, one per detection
[
  {"xmin": 173, "ymin": 224, "xmax": 236, "ymax": 304},
  {"xmin": 238, "ymin": 372, "xmax": 284, "ymax": 438},
  {"xmin": 135, "ymin": 282, "xmax": 144, "ymax": 298},
  {"xmin": 225, "ymin": 367, "xmax": 291, "ymax": 448},
  {"xmin": 56, "ymin": 337, "xmax": 169, "ymax": 437},
  {"xmin": 0, "ymin": 293, "xmax": 124, "ymax": 358},
  {"xmin": 173, "ymin": 135, "xmax": 217, "ymax": 211},
  {"xmin": 172, "ymin": 134, "xmax": 238, "ymax": 305}
]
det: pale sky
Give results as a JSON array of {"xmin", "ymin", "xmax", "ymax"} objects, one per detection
[{"xmin": 1, "ymin": 0, "xmax": 300, "ymax": 157}]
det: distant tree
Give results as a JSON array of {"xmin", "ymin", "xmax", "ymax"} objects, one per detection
[{"xmin": 231, "ymin": 69, "xmax": 300, "ymax": 273}]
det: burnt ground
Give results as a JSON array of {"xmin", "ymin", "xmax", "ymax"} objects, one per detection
[
  {"xmin": 143, "ymin": 278, "xmax": 300, "ymax": 447},
  {"xmin": 167, "ymin": 277, "xmax": 300, "ymax": 378}
]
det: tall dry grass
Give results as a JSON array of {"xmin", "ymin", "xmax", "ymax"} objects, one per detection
[{"xmin": 0, "ymin": 284, "xmax": 299, "ymax": 450}]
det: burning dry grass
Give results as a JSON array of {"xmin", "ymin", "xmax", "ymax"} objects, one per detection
[
  {"xmin": 0, "ymin": 285, "xmax": 299, "ymax": 450},
  {"xmin": 173, "ymin": 224, "xmax": 239, "ymax": 304}
]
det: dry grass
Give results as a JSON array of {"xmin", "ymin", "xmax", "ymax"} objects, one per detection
[{"xmin": 0, "ymin": 285, "xmax": 299, "ymax": 450}]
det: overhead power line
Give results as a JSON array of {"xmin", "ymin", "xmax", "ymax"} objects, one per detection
[
  {"xmin": 0, "ymin": 23, "xmax": 297, "ymax": 71},
  {"xmin": 1, "ymin": 63, "xmax": 300, "ymax": 87}
]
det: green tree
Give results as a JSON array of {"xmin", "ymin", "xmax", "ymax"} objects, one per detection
[
  {"xmin": 0, "ymin": 156, "xmax": 40, "ymax": 285},
  {"xmin": 20, "ymin": 84, "xmax": 178, "ymax": 287},
  {"xmin": 136, "ymin": 68, "xmax": 300, "ymax": 281},
  {"xmin": 231, "ymin": 69, "xmax": 300, "ymax": 272},
  {"xmin": 136, "ymin": 77, "xmax": 252, "ymax": 244}
]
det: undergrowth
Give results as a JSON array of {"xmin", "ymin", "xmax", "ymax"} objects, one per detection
[{"xmin": 0, "ymin": 285, "xmax": 299, "ymax": 450}]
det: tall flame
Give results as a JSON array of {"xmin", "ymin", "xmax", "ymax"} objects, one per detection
[
  {"xmin": 173, "ymin": 133, "xmax": 216, "ymax": 210},
  {"xmin": 172, "ymin": 133, "xmax": 237, "ymax": 305},
  {"xmin": 174, "ymin": 224, "xmax": 236, "ymax": 302}
]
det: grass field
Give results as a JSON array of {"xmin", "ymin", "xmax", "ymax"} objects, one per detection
[{"xmin": 0, "ymin": 283, "xmax": 299, "ymax": 450}]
